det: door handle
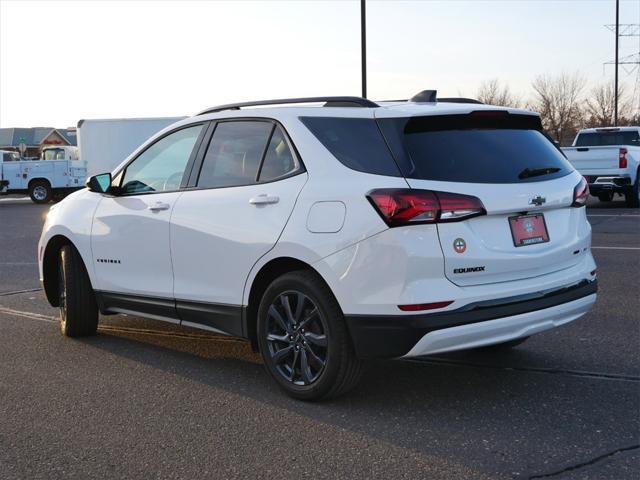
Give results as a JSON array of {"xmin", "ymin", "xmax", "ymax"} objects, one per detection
[
  {"xmin": 249, "ymin": 194, "xmax": 279, "ymax": 205},
  {"xmin": 148, "ymin": 201, "xmax": 170, "ymax": 211}
]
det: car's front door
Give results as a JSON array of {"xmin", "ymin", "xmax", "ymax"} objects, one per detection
[
  {"xmin": 91, "ymin": 123, "xmax": 206, "ymax": 309},
  {"xmin": 170, "ymin": 120, "xmax": 307, "ymax": 335}
]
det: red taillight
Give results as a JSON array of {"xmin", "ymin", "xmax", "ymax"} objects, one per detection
[
  {"xmin": 572, "ymin": 177, "xmax": 589, "ymax": 207},
  {"xmin": 367, "ymin": 189, "xmax": 485, "ymax": 226},
  {"xmin": 619, "ymin": 148, "xmax": 628, "ymax": 169},
  {"xmin": 398, "ymin": 301, "xmax": 453, "ymax": 312}
]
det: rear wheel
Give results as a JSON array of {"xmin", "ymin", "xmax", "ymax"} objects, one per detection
[
  {"xmin": 29, "ymin": 180, "xmax": 52, "ymax": 204},
  {"xmin": 58, "ymin": 245, "xmax": 98, "ymax": 337},
  {"xmin": 625, "ymin": 173, "xmax": 639, "ymax": 208},
  {"xmin": 257, "ymin": 271, "xmax": 363, "ymax": 401}
]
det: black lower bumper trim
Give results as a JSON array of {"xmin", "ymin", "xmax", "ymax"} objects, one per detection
[{"xmin": 345, "ymin": 279, "xmax": 597, "ymax": 359}]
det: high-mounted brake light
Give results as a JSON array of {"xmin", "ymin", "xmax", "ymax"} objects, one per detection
[
  {"xmin": 572, "ymin": 177, "xmax": 589, "ymax": 207},
  {"xmin": 367, "ymin": 189, "xmax": 485, "ymax": 226},
  {"xmin": 619, "ymin": 148, "xmax": 628, "ymax": 169}
]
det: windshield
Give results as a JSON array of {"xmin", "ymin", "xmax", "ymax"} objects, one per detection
[
  {"xmin": 575, "ymin": 131, "xmax": 640, "ymax": 147},
  {"xmin": 377, "ymin": 114, "xmax": 574, "ymax": 184},
  {"xmin": 42, "ymin": 148, "xmax": 66, "ymax": 160}
]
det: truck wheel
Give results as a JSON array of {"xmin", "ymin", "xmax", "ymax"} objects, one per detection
[
  {"xmin": 597, "ymin": 192, "xmax": 613, "ymax": 202},
  {"xmin": 625, "ymin": 174, "xmax": 639, "ymax": 208},
  {"xmin": 58, "ymin": 245, "xmax": 99, "ymax": 337},
  {"xmin": 29, "ymin": 180, "xmax": 52, "ymax": 204},
  {"xmin": 257, "ymin": 270, "xmax": 363, "ymax": 401}
]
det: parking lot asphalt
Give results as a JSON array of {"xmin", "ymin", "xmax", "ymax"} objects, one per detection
[{"xmin": 0, "ymin": 195, "xmax": 638, "ymax": 479}]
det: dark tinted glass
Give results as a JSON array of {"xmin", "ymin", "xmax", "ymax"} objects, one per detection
[
  {"xmin": 121, "ymin": 124, "xmax": 203, "ymax": 194},
  {"xmin": 198, "ymin": 121, "xmax": 272, "ymax": 188},
  {"xmin": 300, "ymin": 117, "xmax": 401, "ymax": 176},
  {"xmin": 575, "ymin": 131, "xmax": 640, "ymax": 147},
  {"xmin": 259, "ymin": 127, "xmax": 298, "ymax": 182},
  {"xmin": 377, "ymin": 115, "xmax": 573, "ymax": 184}
]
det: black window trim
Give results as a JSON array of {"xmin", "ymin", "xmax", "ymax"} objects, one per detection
[
  {"xmin": 187, "ymin": 116, "xmax": 306, "ymax": 192},
  {"xmin": 110, "ymin": 121, "xmax": 210, "ymax": 197}
]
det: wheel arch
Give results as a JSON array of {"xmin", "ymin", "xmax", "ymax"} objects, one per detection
[
  {"xmin": 28, "ymin": 177, "xmax": 52, "ymax": 188},
  {"xmin": 244, "ymin": 256, "xmax": 329, "ymax": 350},
  {"xmin": 42, "ymin": 234, "xmax": 76, "ymax": 306}
]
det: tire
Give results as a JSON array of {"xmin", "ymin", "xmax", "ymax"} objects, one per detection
[
  {"xmin": 478, "ymin": 336, "xmax": 529, "ymax": 351},
  {"xmin": 597, "ymin": 192, "xmax": 613, "ymax": 202},
  {"xmin": 625, "ymin": 173, "xmax": 639, "ymax": 208},
  {"xmin": 257, "ymin": 270, "xmax": 363, "ymax": 401},
  {"xmin": 29, "ymin": 180, "xmax": 52, "ymax": 204},
  {"xmin": 58, "ymin": 245, "xmax": 99, "ymax": 337}
]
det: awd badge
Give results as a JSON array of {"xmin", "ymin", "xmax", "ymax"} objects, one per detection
[{"xmin": 453, "ymin": 238, "xmax": 466, "ymax": 254}]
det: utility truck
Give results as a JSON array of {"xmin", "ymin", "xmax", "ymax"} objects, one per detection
[
  {"xmin": 562, "ymin": 126, "xmax": 640, "ymax": 207},
  {"xmin": 0, "ymin": 146, "xmax": 86, "ymax": 203}
]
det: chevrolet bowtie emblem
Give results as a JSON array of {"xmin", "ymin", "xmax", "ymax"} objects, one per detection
[{"xmin": 529, "ymin": 196, "xmax": 546, "ymax": 206}]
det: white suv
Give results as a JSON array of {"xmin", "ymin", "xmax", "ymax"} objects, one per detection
[{"xmin": 38, "ymin": 92, "xmax": 597, "ymax": 400}]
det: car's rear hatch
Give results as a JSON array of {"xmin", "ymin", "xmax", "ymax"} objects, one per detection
[{"xmin": 376, "ymin": 111, "xmax": 589, "ymax": 286}]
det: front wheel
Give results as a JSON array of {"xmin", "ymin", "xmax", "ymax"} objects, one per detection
[
  {"xmin": 597, "ymin": 192, "xmax": 613, "ymax": 202},
  {"xmin": 58, "ymin": 245, "xmax": 99, "ymax": 337},
  {"xmin": 257, "ymin": 271, "xmax": 363, "ymax": 401}
]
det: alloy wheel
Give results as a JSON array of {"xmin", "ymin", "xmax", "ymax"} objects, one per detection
[{"xmin": 265, "ymin": 290, "xmax": 328, "ymax": 386}]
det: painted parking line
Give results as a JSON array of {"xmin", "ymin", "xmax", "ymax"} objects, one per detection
[
  {"xmin": 591, "ymin": 246, "xmax": 640, "ymax": 250},
  {"xmin": 0, "ymin": 197, "xmax": 31, "ymax": 203},
  {"xmin": 587, "ymin": 214, "xmax": 640, "ymax": 217}
]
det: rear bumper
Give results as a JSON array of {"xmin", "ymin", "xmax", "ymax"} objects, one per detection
[
  {"xmin": 345, "ymin": 279, "xmax": 597, "ymax": 359},
  {"xmin": 585, "ymin": 175, "xmax": 632, "ymax": 194}
]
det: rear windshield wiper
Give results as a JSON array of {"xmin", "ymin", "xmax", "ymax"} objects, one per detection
[{"xmin": 518, "ymin": 167, "xmax": 561, "ymax": 179}]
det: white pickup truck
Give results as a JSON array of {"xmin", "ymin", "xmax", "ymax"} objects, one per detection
[
  {"xmin": 0, "ymin": 146, "xmax": 87, "ymax": 203},
  {"xmin": 562, "ymin": 126, "xmax": 640, "ymax": 207}
]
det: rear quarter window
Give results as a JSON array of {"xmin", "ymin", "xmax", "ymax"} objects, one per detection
[{"xmin": 300, "ymin": 117, "xmax": 402, "ymax": 177}]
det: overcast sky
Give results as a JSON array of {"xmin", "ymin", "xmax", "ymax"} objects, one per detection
[{"xmin": 1, "ymin": 0, "xmax": 639, "ymax": 127}]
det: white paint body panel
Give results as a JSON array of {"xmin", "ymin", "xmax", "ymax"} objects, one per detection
[
  {"xmin": 171, "ymin": 174, "xmax": 307, "ymax": 305},
  {"xmin": 90, "ymin": 192, "xmax": 183, "ymax": 297}
]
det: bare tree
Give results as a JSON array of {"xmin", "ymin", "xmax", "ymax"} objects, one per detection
[
  {"xmin": 477, "ymin": 79, "xmax": 521, "ymax": 107},
  {"xmin": 584, "ymin": 82, "xmax": 630, "ymax": 127},
  {"xmin": 530, "ymin": 72, "xmax": 586, "ymax": 145}
]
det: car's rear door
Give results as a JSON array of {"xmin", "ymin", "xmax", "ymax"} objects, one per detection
[
  {"xmin": 377, "ymin": 112, "xmax": 590, "ymax": 287},
  {"xmin": 170, "ymin": 119, "xmax": 307, "ymax": 335}
]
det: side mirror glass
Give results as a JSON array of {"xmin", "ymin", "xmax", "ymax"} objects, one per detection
[{"xmin": 86, "ymin": 173, "xmax": 112, "ymax": 193}]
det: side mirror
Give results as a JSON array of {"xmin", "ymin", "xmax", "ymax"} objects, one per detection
[{"xmin": 86, "ymin": 173, "xmax": 112, "ymax": 193}]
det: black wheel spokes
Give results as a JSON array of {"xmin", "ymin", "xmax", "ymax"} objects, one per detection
[{"xmin": 266, "ymin": 291, "xmax": 328, "ymax": 386}]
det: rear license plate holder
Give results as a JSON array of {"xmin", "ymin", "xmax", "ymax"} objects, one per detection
[{"xmin": 509, "ymin": 213, "xmax": 550, "ymax": 247}]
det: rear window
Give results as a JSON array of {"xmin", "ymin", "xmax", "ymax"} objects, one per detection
[
  {"xmin": 575, "ymin": 131, "xmax": 640, "ymax": 147},
  {"xmin": 377, "ymin": 114, "xmax": 574, "ymax": 184},
  {"xmin": 300, "ymin": 117, "xmax": 401, "ymax": 176}
]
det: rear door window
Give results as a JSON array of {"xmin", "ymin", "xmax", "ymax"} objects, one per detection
[
  {"xmin": 377, "ymin": 113, "xmax": 574, "ymax": 184},
  {"xmin": 258, "ymin": 126, "xmax": 299, "ymax": 182},
  {"xmin": 197, "ymin": 121, "xmax": 272, "ymax": 189}
]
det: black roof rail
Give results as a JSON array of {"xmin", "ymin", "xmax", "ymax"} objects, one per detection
[{"xmin": 197, "ymin": 96, "xmax": 379, "ymax": 115}]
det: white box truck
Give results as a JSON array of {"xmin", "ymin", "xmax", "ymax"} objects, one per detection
[{"xmin": 78, "ymin": 117, "xmax": 186, "ymax": 177}]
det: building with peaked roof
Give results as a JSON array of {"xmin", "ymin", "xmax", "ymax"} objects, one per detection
[{"xmin": 0, "ymin": 127, "xmax": 77, "ymax": 158}]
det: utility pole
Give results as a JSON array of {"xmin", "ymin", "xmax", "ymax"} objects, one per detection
[
  {"xmin": 361, "ymin": 0, "xmax": 367, "ymax": 98},
  {"xmin": 615, "ymin": 0, "xmax": 619, "ymax": 126}
]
